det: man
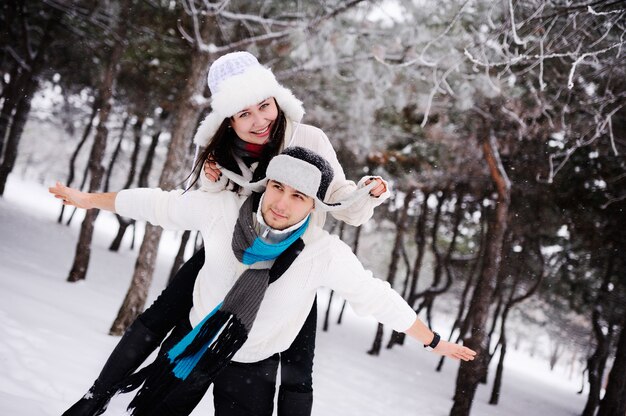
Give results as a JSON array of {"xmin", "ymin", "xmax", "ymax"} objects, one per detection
[{"xmin": 50, "ymin": 147, "xmax": 476, "ymax": 416}]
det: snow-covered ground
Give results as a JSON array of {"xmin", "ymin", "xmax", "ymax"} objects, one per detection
[{"xmin": 0, "ymin": 176, "xmax": 587, "ymax": 415}]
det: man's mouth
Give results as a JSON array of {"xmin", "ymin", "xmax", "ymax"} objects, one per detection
[{"xmin": 270, "ymin": 208, "xmax": 287, "ymax": 219}]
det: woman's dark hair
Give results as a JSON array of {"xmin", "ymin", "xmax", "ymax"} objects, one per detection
[{"xmin": 185, "ymin": 100, "xmax": 287, "ymax": 192}]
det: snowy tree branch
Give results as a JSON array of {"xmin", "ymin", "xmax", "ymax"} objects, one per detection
[
  {"xmin": 199, "ymin": 30, "xmax": 293, "ymax": 54},
  {"xmin": 421, "ymin": 64, "xmax": 459, "ymax": 128},
  {"xmin": 587, "ymin": 5, "xmax": 625, "ymax": 16},
  {"xmin": 6, "ymin": 46, "xmax": 31, "ymax": 71},
  {"xmin": 464, "ymin": 40, "xmax": 626, "ymax": 69},
  {"xmin": 601, "ymin": 194, "xmax": 626, "ymax": 209},
  {"xmin": 537, "ymin": 104, "xmax": 624, "ymax": 184},
  {"xmin": 213, "ymin": 10, "xmax": 301, "ymax": 28},
  {"xmin": 508, "ymin": 0, "xmax": 528, "ymax": 46},
  {"xmin": 275, "ymin": 55, "xmax": 373, "ymax": 79},
  {"xmin": 608, "ymin": 115, "xmax": 618, "ymax": 156},
  {"xmin": 567, "ymin": 40, "xmax": 625, "ymax": 89}
]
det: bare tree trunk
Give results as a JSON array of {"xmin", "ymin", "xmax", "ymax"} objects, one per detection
[
  {"xmin": 582, "ymin": 255, "xmax": 616, "ymax": 416},
  {"xmin": 65, "ymin": 155, "xmax": 93, "ymax": 226},
  {"xmin": 66, "ymin": 0, "xmax": 132, "ymax": 282},
  {"xmin": 193, "ymin": 230, "xmax": 202, "ymax": 252},
  {"xmin": 368, "ymin": 189, "xmax": 414, "ymax": 355},
  {"xmin": 450, "ymin": 129, "xmax": 510, "ymax": 416},
  {"xmin": 597, "ymin": 307, "xmax": 626, "ymax": 416},
  {"xmin": 324, "ymin": 222, "xmax": 345, "ymax": 331},
  {"xmin": 411, "ymin": 189, "xmax": 461, "ymax": 334},
  {"xmin": 109, "ymin": 17, "xmax": 215, "ymax": 335},
  {"xmin": 0, "ymin": 2, "xmax": 28, "ymax": 153},
  {"xmin": 168, "ymin": 230, "xmax": 191, "ymax": 285},
  {"xmin": 322, "ymin": 290, "xmax": 335, "ymax": 332},
  {"xmin": 388, "ymin": 191, "xmax": 430, "ymax": 349},
  {"xmin": 385, "ymin": 243, "xmax": 413, "ymax": 348},
  {"xmin": 490, "ymin": 332, "xmax": 507, "ymax": 403},
  {"xmin": 337, "ymin": 225, "xmax": 362, "ymax": 325},
  {"xmin": 103, "ymin": 113, "xmax": 131, "ymax": 193},
  {"xmin": 0, "ymin": 75, "xmax": 37, "ymax": 195},
  {"xmin": 0, "ymin": 76, "xmax": 19, "ymax": 158},
  {"xmin": 0, "ymin": 64, "xmax": 26, "ymax": 158},
  {"xmin": 58, "ymin": 102, "xmax": 98, "ymax": 223},
  {"xmin": 109, "ymin": 116, "xmax": 143, "ymax": 252},
  {"xmin": 109, "ymin": 221, "xmax": 132, "ymax": 252},
  {"xmin": 481, "ymin": 283, "xmax": 505, "ymax": 384},
  {"xmin": 457, "ymin": 202, "xmax": 488, "ymax": 339},
  {"xmin": 0, "ymin": 8, "xmax": 60, "ymax": 195},
  {"xmin": 401, "ymin": 190, "xmax": 463, "ymax": 356},
  {"xmin": 408, "ymin": 191, "xmax": 430, "ymax": 300},
  {"xmin": 110, "ymin": 224, "xmax": 164, "ymax": 331},
  {"xmin": 138, "ymin": 127, "xmax": 162, "ymax": 187},
  {"xmin": 489, "ymin": 243, "xmax": 544, "ymax": 405},
  {"xmin": 437, "ymin": 204, "xmax": 484, "ymax": 372}
]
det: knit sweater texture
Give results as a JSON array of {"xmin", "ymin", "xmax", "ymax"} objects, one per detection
[{"xmin": 115, "ymin": 189, "xmax": 416, "ymax": 363}]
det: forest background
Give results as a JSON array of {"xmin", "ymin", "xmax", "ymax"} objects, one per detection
[{"xmin": 1, "ymin": 1, "xmax": 625, "ymax": 415}]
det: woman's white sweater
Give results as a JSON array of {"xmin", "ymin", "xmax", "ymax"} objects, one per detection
[{"xmin": 116, "ymin": 189, "xmax": 417, "ymax": 363}]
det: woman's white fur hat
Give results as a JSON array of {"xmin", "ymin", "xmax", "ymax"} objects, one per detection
[{"xmin": 192, "ymin": 51, "xmax": 305, "ymax": 147}]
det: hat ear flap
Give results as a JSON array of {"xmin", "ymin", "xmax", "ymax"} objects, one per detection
[{"xmin": 193, "ymin": 112, "xmax": 224, "ymax": 146}]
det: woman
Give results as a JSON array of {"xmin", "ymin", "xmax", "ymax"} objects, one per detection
[{"xmin": 61, "ymin": 51, "xmax": 389, "ymax": 416}]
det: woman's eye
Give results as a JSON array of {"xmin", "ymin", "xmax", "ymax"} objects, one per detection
[
  {"xmin": 260, "ymin": 103, "xmax": 269, "ymax": 109},
  {"xmin": 238, "ymin": 112, "xmax": 249, "ymax": 118}
]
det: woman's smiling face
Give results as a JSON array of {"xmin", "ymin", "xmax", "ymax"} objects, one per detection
[{"xmin": 230, "ymin": 98, "xmax": 279, "ymax": 144}]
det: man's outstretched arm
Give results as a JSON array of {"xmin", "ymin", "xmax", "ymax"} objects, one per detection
[{"xmin": 405, "ymin": 318, "xmax": 477, "ymax": 362}]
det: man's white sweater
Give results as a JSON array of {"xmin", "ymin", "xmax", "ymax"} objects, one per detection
[{"xmin": 116, "ymin": 188, "xmax": 417, "ymax": 363}]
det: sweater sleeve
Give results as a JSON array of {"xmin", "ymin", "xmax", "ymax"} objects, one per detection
[
  {"xmin": 115, "ymin": 188, "xmax": 215, "ymax": 231},
  {"xmin": 319, "ymin": 237, "xmax": 417, "ymax": 332},
  {"xmin": 198, "ymin": 171, "xmax": 228, "ymax": 193},
  {"xmin": 292, "ymin": 125, "xmax": 390, "ymax": 226}
]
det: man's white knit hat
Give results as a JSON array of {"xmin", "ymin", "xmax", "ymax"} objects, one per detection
[
  {"xmin": 220, "ymin": 146, "xmax": 377, "ymax": 212},
  {"xmin": 192, "ymin": 51, "xmax": 305, "ymax": 147}
]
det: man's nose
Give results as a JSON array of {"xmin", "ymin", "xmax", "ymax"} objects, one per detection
[{"xmin": 274, "ymin": 194, "xmax": 289, "ymax": 211}]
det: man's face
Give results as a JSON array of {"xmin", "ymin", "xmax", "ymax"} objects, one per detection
[
  {"xmin": 230, "ymin": 98, "xmax": 279, "ymax": 145},
  {"xmin": 261, "ymin": 180, "xmax": 315, "ymax": 230}
]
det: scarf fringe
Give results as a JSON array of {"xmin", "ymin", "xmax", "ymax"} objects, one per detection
[
  {"xmin": 170, "ymin": 307, "xmax": 229, "ymax": 373},
  {"xmin": 127, "ymin": 315, "xmax": 248, "ymax": 416}
]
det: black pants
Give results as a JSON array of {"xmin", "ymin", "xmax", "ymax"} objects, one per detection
[
  {"xmin": 213, "ymin": 354, "xmax": 281, "ymax": 416},
  {"xmin": 139, "ymin": 249, "xmax": 316, "ymax": 415}
]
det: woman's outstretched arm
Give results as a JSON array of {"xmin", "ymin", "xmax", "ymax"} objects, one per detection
[{"xmin": 49, "ymin": 181, "xmax": 117, "ymax": 212}]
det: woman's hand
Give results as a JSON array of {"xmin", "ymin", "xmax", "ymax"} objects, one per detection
[
  {"xmin": 48, "ymin": 182, "xmax": 117, "ymax": 212},
  {"xmin": 433, "ymin": 340, "xmax": 477, "ymax": 362},
  {"xmin": 204, "ymin": 156, "xmax": 222, "ymax": 182},
  {"xmin": 49, "ymin": 182, "xmax": 93, "ymax": 209},
  {"xmin": 365, "ymin": 178, "xmax": 387, "ymax": 198}
]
